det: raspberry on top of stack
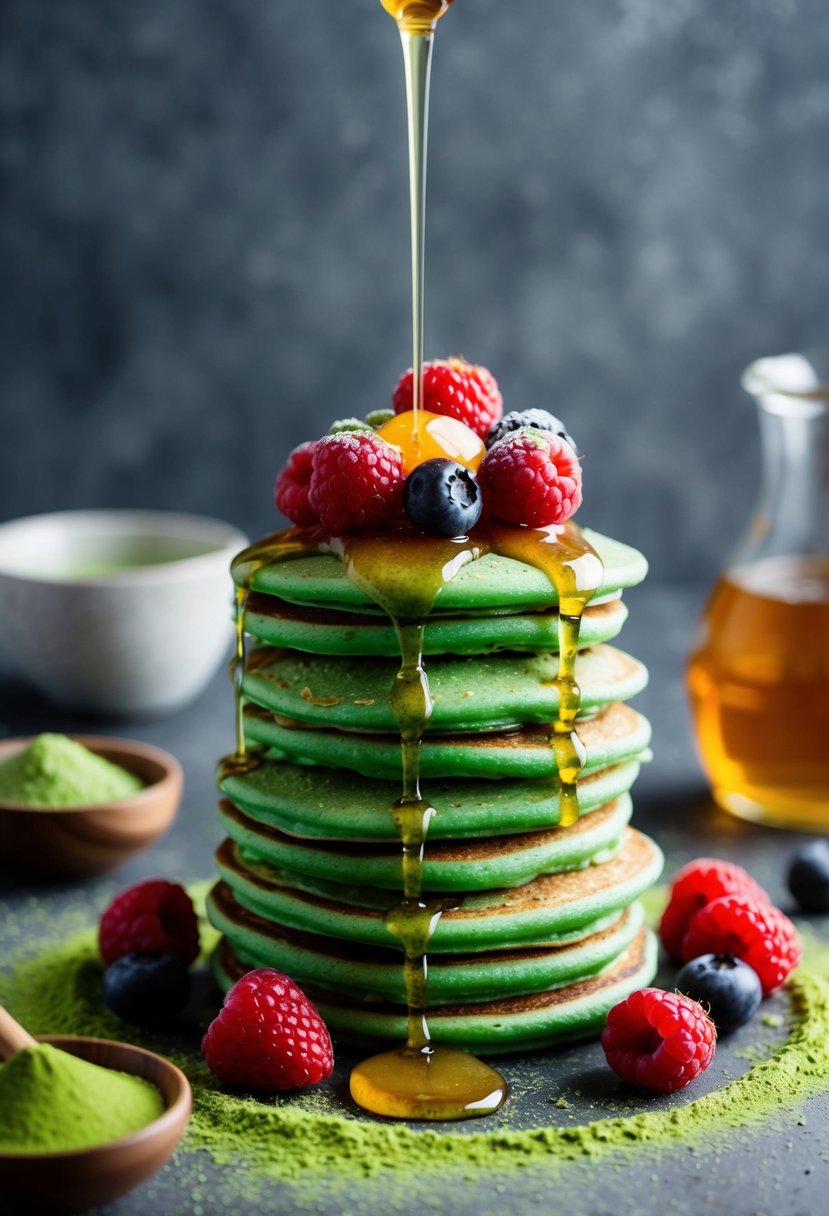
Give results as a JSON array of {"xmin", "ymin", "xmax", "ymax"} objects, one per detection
[{"xmin": 208, "ymin": 358, "xmax": 664, "ymax": 1053}]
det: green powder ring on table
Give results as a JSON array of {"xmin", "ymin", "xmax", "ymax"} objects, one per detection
[{"xmin": 2, "ymin": 888, "xmax": 829, "ymax": 1207}]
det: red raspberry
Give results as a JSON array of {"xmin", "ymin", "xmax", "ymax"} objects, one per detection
[
  {"xmin": 601, "ymin": 988, "xmax": 716, "ymax": 1093},
  {"xmin": 681, "ymin": 895, "xmax": 800, "ymax": 996},
  {"xmin": 274, "ymin": 441, "xmax": 319, "ymax": 526},
  {"xmin": 100, "ymin": 880, "xmax": 200, "ymax": 967},
  {"xmin": 478, "ymin": 428, "xmax": 582, "ymax": 527},
  {"xmin": 202, "ymin": 968, "xmax": 334, "ymax": 1090},
  {"xmin": 308, "ymin": 431, "xmax": 405, "ymax": 533},
  {"xmin": 393, "ymin": 357, "xmax": 503, "ymax": 439},
  {"xmin": 660, "ymin": 858, "xmax": 769, "ymax": 961}
]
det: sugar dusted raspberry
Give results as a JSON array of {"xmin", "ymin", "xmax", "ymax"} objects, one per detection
[
  {"xmin": 601, "ymin": 988, "xmax": 716, "ymax": 1093},
  {"xmin": 274, "ymin": 441, "xmax": 319, "ymax": 526},
  {"xmin": 681, "ymin": 895, "xmax": 800, "ymax": 996},
  {"xmin": 478, "ymin": 427, "xmax": 582, "ymax": 527},
  {"xmin": 660, "ymin": 858, "xmax": 769, "ymax": 961},
  {"xmin": 99, "ymin": 880, "xmax": 200, "ymax": 967},
  {"xmin": 309, "ymin": 431, "xmax": 405, "ymax": 533},
  {"xmin": 202, "ymin": 968, "xmax": 334, "ymax": 1090},
  {"xmin": 393, "ymin": 357, "xmax": 503, "ymax": 439}
]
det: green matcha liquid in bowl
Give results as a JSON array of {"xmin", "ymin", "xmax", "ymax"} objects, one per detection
[{"xmin": 0, "ymin": 509, "xmax": 247, "ymax": 716}]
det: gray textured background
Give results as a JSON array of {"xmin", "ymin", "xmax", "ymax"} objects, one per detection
[{"xmin": 2, "ymin": 0, "xmax": 829, "ymax": 580}]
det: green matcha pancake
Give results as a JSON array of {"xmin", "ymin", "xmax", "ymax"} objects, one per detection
[
  {"xmin": 243, "ymin": 593, "xmax": 628, "ymax": 657},
  {"xmin": 240, "ymin": 527, "xmax": 647, "ymax": 614},
  {"xmin": 243, "ymin": 700, "xmax": 652, "ymax": 780},
  {"xmin": 215, "ymin": 515, "xmax": 657, "ymax": 1059},
  {"xmin": 214, "ymin": 827, "xmax": 663, "ymax": 952},
  {"xmin": 241, "ymin": 644, "xmax": 647, "ymax": 734},
  {"xmin": 217, "ymin": 794, "xmax": 632, "ymax": 892},
  {"xmin": 214, "ymin": 925, "xmax": 658, "ymax": 1053},
  {"xmin": 207, "ymin": 882, "xmax": 645, "ymax": 1004},
  {"xmin": 219, "ymin": 755, "xmax": 645, "ymax": 841}
]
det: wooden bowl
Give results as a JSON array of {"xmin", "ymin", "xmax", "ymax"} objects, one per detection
[
  {"xmin": 0, "ymin": 736, "xmax": 183, "ymax": 878},
  {"xmin": 0, "ymin": 1035, "xmax": 192, "ymax": 1211}
]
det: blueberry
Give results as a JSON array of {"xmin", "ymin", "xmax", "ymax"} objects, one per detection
[
  {"xmin": 103, "ymin": 953, "xmax": 191, "ymax": 1027},
  {"xmin": 486, "ymin": 409, "xmax": 577, "ymax": 453},
  {"xmin": 403, "ymin": 458, "xmax": 483, "ymax": 536},
  {"xmin": 675, "ymin": 953, "xmax": 762, "ymax": 1034},
  {"xmin": 788, "ymin": 840, "xmax": 829, "ymax": 912}
]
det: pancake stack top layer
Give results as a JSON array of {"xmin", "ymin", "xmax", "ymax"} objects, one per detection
[{"xmin": 209, "ymin": 520, "xmax": 662, "ymax": 1053}]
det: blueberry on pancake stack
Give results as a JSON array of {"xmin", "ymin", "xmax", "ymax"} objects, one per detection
[{"xmin": 208, "ymin": 365, "xmax": 662, "ymax": 1054}]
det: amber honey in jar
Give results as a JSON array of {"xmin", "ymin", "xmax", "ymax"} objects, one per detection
[{"xmin": 687, "ymin": 352, "xmax": 829, "ymax": 828}]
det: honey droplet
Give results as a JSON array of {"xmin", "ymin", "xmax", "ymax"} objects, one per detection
[
  {"xmin": 377, "ymin": 410, "xmax": 486, "ymax": 474},
  {"xmin": 216, "ymin": 749, "xmax": 263, "ymax": 783},
  {"xmin": 379, "ymin": 0, "xmax": 455, "ymax": 34}
]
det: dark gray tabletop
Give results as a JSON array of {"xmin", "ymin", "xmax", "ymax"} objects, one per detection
[{"xmin": 1, "ymin": 581, "xmax": 827, "ymax": 1216}]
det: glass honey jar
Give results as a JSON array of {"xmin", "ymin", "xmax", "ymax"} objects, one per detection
[{"xmin": 687, "ymin": 352, "xmax": 829, "ymax": 829}]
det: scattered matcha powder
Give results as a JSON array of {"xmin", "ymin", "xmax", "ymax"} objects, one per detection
[
  {"xmin": 2, "ymin": 890, "xmax": 829, "ymax": 1196},
  {"xmin": 0, "ymin": 733, "xmax": 144, "ymax": 807},
  {"xmin": 0, "ymin": 1043, "xmax": 164, "ymax": 1153}
]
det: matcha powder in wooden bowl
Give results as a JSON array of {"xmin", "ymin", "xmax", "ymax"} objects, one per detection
[
  {"xmin": 0, "ymin": 1043, "xmax": 163, "ymax": 1153},
  {"xmin": 0, "ymin": 734, "xmax": 143, "ymax": 807}
]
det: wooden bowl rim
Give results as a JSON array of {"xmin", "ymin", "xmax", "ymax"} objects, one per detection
[
  {"xmin": 0, "ymin": 1034, "xmax": 192, "ymax": 1163},
  {"xmin": 0, "ymin": 736, "xmax": 183, "ymax": 815}
]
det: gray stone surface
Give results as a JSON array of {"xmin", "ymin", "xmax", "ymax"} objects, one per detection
[{"xmin": 2, "ymin": 1, "xmax": 829, "ymax": 578}]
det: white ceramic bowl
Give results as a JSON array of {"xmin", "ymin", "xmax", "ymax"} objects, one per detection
[{"xmin": 0, "ymin": 510, "xmax": 248, "ymax": 716}]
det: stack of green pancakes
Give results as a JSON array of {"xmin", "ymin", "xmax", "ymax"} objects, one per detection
[{"xmin": 209, "ymin": 527, "xmax": 662, "ymax": 1053}]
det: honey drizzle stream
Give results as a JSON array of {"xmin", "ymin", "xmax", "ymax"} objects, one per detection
[
  {"xmin": 482, "ymin": 523, "xmax": 604, "ymax": 826},
  {"xmin": 219, "ymin": 528, "xmax": 323, "ymax": 782},
  {"xmin": 338, "ymin": 532, "xmax": 512, "ymax": 1119},
  {"xmin": 400, "ymin": 28, "xmax": 431, "ymax": 428},
  {"xmin": 330, "ymin": 532, "xmax": 486, "ymax": 1069},
  {"xmin": 387, "ymin": 616, "xmax": 449, "ymax": 1051},
  {"xmin": 384, "ymin": 1, "xmax": 455, "ymax": 429}
]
